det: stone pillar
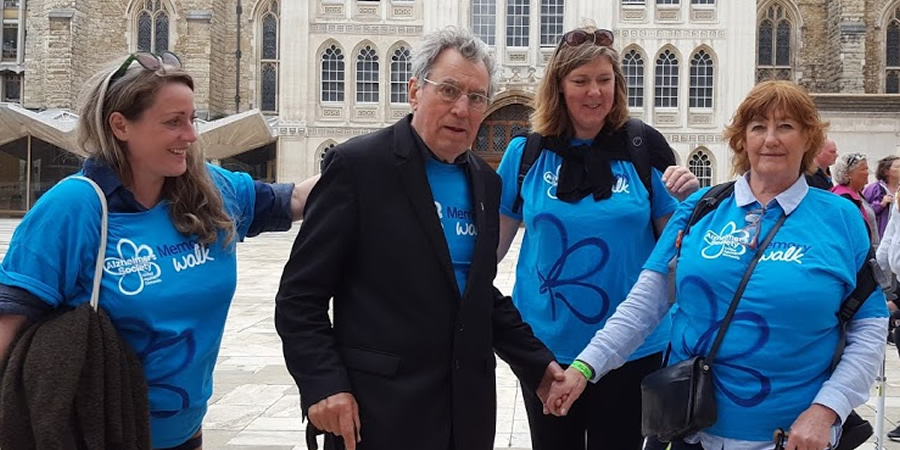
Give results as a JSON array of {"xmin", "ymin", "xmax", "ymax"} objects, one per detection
[
  {"xmin": 827, "ymin": 0, "xmax": 866, "ymax": 93},
  {"xmin": 185, "ymin": 10, "xmax": 213, "ymax": 119},
  {"xmin": 45, "ymin": 9, "xmax": 74, "ymax": 109}
]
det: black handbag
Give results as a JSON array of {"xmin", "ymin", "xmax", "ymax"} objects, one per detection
[{"xmin": 641, "ymin": 213, "xmax": 787, "ymax": 443}]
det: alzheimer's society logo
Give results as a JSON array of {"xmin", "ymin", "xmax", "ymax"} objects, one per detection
[
  {"xmin": 701, "ymin": 222, "xmax": 750, "ymax": 260},
  {"xmin": 544, "ymin": 165, "xmax": 559, "ymax": 199},
  {"xmin": 103, "ymin": 238, "xmax": 162, "ymax": 295}
]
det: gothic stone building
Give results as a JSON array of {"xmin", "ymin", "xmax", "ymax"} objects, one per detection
[{"xmin": 0, "ymin": 0, "xmax": 898, "ymax": 214}]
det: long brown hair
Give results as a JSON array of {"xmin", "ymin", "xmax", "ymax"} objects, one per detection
[
  {"xmin": 76, "ymin": 57, "xmax": 235, "ymax": 246},
  {"xmin": 531, "ymin": 27, "xmax": 628, "ymax": 137}
]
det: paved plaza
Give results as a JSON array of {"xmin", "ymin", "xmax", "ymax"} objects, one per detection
[{"xmin": 1, "ymin": 217, "xmax": 900, "ymax": 449}]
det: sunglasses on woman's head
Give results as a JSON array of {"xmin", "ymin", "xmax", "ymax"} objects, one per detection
[
  {"xmin": 558, "ymin": 29, "xmax": 615, "ymax": 49},
  {"xmin": 109, "ymin": 51, "xmax": 182, "ymax": 85}
]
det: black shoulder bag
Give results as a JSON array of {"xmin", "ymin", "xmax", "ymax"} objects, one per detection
[{"xmin": 640, "ymin": 212, "xmax": 787, "ymax": 443}]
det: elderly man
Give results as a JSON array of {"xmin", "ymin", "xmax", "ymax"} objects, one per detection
[
  {"xmin": 275, "ymin": 27, "xmax": 562, "ymax": 450},
  {"xmin": 806, "ymin": 137, "xmax": 838, "ymax": 190}
]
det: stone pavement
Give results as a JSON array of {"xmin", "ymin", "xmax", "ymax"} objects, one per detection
[{"xmin": 1, "ymin": 217, "xmax": 899, "ymax": 449}]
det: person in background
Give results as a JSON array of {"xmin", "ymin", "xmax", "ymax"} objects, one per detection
[
  {"xmin": 832, "ymin": 152, "xmax": 880, "ymax": 247},
  {"xmin": 806, "ymin": 138, "xmax": 838, "ymax": 190},
  {"xmin": 863, "ymin": 155, "xmax": 900, "ymax": 238}
]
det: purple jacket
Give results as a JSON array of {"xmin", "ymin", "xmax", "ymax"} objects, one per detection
[{"xmin": 862, "ymin": 181, "xmax": 891, "ymax": 238}]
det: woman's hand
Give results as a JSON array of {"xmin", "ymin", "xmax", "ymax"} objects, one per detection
[
  {"xmin": 545, "ymin": 367, "xmax": 588, "ymax": 416},
  {"xmin": 785, "ymin": 403, "xmax": 837, "ymax": 450},
  {"xmin": 662, "ymin": 166, "xmax": 701, "ymax": 202},
  {"xmin": 882, "ymin": 193, "xmax": 895, "ymax": 207}
]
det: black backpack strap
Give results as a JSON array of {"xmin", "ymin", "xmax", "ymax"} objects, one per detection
[
  {"xmin": 831, "ymin": 247, "xmax": 888, "ymax": 370},
  {"xmin": 624, "ymin": 118, "xmax": 652, "ymax": 199},
  {"xmin": 512, "ymin": 132, "xmax": 544, "ymax": 215},
  {"xmin": 684, "ymin": 181, "xmax": 736, "ymax": 236}
]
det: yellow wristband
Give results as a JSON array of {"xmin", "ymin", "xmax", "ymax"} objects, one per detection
[{"xmin": 570, "ymin": 360, "xmax": 593, "ymax": 380}]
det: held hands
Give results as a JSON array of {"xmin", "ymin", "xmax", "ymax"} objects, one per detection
[
  {"xmin": 784, "ymin": 404, "xmax": 837, "ymax": 450},
  {"xmin": 308, "ymin": 392, "xmax": 362, "ymax": 450},
  {"xmin": 536, "ymin": 361, "xmax": 566, "ymax": 414},
  {"xmin": 543, "ymin": 367, "xmax": 588, "ymax": 417},
  {"xmin": 662, "ymin": 166, "xmax": 701, "ymax": 202}
]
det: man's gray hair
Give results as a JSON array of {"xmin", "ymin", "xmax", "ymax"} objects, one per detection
[
  {"xmin": 832, "ymin": 152, "xmax": 867, "ymax": 185},
  {"xmin": 410, "ymin": 26, "xmax": 498, "ymax": 98}
]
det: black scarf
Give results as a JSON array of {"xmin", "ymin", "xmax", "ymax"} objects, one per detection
[{"xmin": 545, "ymin": 127, "xmax": 632, "ymax": 203}]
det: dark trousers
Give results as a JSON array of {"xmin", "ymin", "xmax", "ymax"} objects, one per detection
[{"xmin": 521, "ymin": 352, "xmax": 663, "ymax": 450}]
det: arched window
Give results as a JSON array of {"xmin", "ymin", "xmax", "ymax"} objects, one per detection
[
  {"xmin": 689, "ymin": 50, "xmax": 713, "ymax": 108},
  {"xmin": 259, "ymin": 1, "xmax": 279, "ymax": 113},
  {"xmin": 506, "ymin": 0, "xmax": 530, "ymax": 47},
  {"xmin": 356, "ymin": 45, "xmax": 379, "ymax": 103},
  {"xmin": 623, "ymin": 49, "xmax": 644, "ymax": 108},
  {"xmin": 472, "ymin": 0, "xmax": 497, "ymax": 45},
  {"xmin": 390, "ymin": 46, "xmax": 411, "ymax": 103},
  {"xmin": 475, "ymin": 104, "xmax": 533, "ymax": 168},
  {"xmin": 887, "ymin": 7, "xmax": 900, "ymax": 93},
  {"xmin": 655, "ymin": 49, "xmax": 679, "ymax": 108},
  {"xmin": 689, "ymin": 149, "xmax": 713, "ymax": 187},
  {"xmin": 540, "ymin": 0, "xmax": 565, "ymax": 47},
  {"xmin": 757, "ymin": 4, "xmax": 793, "ymax": 82},
  {"xmin": 135, "ymin": 0, "xmax": 169, "ymax": 53},
  {"xmin": 319, "ymin": 142, "xmax": 337, "ymax": 173},
  {"xmin": 321, "ymin": 44, "xmax": 345, "ymax": 102}
]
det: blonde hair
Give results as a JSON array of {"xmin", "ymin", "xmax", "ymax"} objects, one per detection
[
  {"xmin": 76, "ymin": 57, "xmax": 235, "ymax": 246},
  {"xmin": 531, "ymin": 27, "xmax": 628, "ymax": 137},
  {"xmin": 723, "ymin": 80, "xmax": 828, "ymax": 177}
]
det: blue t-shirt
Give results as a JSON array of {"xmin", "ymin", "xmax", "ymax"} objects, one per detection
[
  {"xmin": 497, "ymin": 136, "xmax": 678, "ymax": 363},
  {"xmin": 643, "ymin": 184, "xmax": 888, "ymax": 441},
  {"xmin": 0, "ymin": 164, "xmax": 255, "ymax": 448},
  {"xmin": 425, "ymin": 158, "xmax": 476, "ymax": 295}
]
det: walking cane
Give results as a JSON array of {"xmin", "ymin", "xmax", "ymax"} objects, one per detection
[{"xmin": 873, "ymin": 350, "xmax": 886, "ymax": 450}]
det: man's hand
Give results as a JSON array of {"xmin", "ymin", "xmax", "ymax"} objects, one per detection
[
  {"xmin": 785, "ymin": 403, "xmax": 836, "ymax": 450},
  {"xmin": 545, "ymin": 367, "xmax": 588, "ymax": 416},
  {"xmin": 662, "ymin": 166, "xmax": 701, "ymax": 201},
  {"xmin": 308, "ymin": 392, "xmax": 362, "ymax": 450},
  {"xmin": 535, "ymin": 361, "xmax": 566, "ymax": 414}
]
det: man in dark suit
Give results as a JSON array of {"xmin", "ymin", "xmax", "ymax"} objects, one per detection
[
  {"xmin": 806, "ymin": 138, "xmax": 838, "ymax": 190},
  {"xmin": 275, "ymin": 27, "xmax": 562, "ymax": 450}
]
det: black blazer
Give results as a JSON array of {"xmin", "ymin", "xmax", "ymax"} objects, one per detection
[{"xmin": 275, "ymin": 116, "xmax": 554, "ymax": 450}]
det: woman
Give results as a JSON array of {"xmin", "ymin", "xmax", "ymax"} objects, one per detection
[
  {"xmin": 495, "ymin": 26, "xmax": 698, "ymax": 449},
  {"xmin": 547, "ymin": 80, "xmax": 887, "ymax": 449},
  {"xmin": 863, "ymin": 155, "xmax": 900, "ymax": 238},
  {"xmin": 831, "ymin": 153, "xmax": 880, "ymax": 246},
  {"xmin": 0, "ymin": 52, "xmax": 314, "ymax": 449}
]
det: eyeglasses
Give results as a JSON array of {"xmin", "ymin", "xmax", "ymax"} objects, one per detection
[
  {"xmin": 742, "ymin": 208, "xmax": 765, "ymax": 249},
  {"xmin": 558, "ymin": 29, "xmax": 615, "ymax": 50},
  {"xmin": 421, "ymin": 78, "xmax": 490, "ymax": 112},
  {"xmin": 109, "ymin": 51, "xmax": 182, "ymax": 85}
]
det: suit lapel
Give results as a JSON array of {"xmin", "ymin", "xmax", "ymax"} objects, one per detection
[
  {"xmin": 393, "ymin": 119, "xmax": 459, "ymax": 295},
  {"xmin": 461, "ymin": 158, "xmax": 490, "ymax": 301}
]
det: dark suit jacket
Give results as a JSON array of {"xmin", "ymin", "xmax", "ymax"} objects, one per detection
[{"xmin": 275, "ymin": 116, "xmax": 554, "ymax": 450}]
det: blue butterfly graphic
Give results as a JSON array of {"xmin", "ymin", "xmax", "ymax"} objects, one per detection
[
  {"xmin": 679, "ymin": 275, "xmax": 772, "ymax": 407},
  {"xmin": 533, "ymin": 213, "xmax": 611, "ymax": 324}
]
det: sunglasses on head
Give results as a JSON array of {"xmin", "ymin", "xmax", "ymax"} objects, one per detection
[
  {"xmin": 558, "ymin": 29, "xmax": 615, "ymax": 49},
  {"xmin": 846, "ymin": 152, "xmax": 866, "ymax": 167},
  {"xmin": 109, "ymin": 51, "xmax": 182, "ymax": 85}
]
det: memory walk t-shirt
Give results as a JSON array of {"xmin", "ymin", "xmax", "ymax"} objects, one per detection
[
  {"xmin": 0, "ymin": 164, "xmax": 255, "ymax": 448},
  {"xmin": 497, "ymin": 135, "xmax": 678, "ymax": 364},
  {"xmin": 425, "ymin": 157, "xmax": 476, "ymax": 296},
  {"xmin": 643, "ymin": 182, "xmax": 887, "ymax": 441}
]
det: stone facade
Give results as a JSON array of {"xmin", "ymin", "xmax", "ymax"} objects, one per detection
[{"xmin": 7, "ymin": 0, "xmax": 900, "ymax": 186}]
